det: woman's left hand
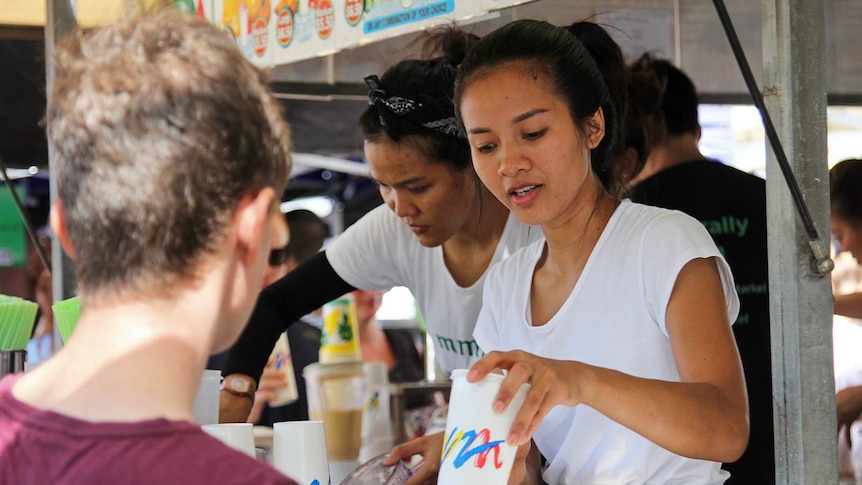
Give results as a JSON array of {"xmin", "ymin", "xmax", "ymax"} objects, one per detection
[{"xmin": 467, "ymin": 350, "xmax": 582, "ymax": 447}]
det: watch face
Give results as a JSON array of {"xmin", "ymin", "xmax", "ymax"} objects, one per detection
[{"xmin": 229, "ymin": 377, "xmax": 252, "ymax": 393}]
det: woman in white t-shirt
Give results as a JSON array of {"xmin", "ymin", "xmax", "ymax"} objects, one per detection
[
  {"xmin": 451, "ymin": 20, "xmax": 749, "ymax": 484},
  {"xmin": 219, "ymin": 29, "xmax": 542, "ymax": 423}
]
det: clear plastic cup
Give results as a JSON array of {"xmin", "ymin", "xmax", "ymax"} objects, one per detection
[{"xmin": 304, "ymin": 361, "xmax": 365, "ymax": 461}]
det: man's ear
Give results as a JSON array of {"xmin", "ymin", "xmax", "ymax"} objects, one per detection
[
  {"xmin": 585, "ymin": 107, "xmax": 606, "ymax": 150},
  {"xmin": 49, "ymin": 199, "xmax": 76, "ymax": 258},
  {"xmin": 235, "ymin": 187, "xmax": 276, "ymax": 265}
]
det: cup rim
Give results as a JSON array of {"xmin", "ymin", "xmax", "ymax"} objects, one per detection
[{"xmin": 449, "ymin": 369, "xmax": 531, "ymax": 390}]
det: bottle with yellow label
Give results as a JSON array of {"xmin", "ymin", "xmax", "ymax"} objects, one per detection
[{"xmin": 320, "ymin": 294, "xmax": 362, "ymax": 363}]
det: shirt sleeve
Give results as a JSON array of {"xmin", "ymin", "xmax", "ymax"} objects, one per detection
[
  {"xmin": 222, "ymin": 252, "xmax": 355, "ymax": 382},
  {"xmin": 326, "ymin": 205, "xmax": 411, "ymax": 291},
  {"xmin": 640, "ymin": 211, "xmax": 740, "ymax": 336}
]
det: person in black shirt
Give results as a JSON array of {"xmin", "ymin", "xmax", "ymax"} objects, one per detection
[{"xmin": 628, "ymin": 54, "xmax": 773, "ymax": 485}]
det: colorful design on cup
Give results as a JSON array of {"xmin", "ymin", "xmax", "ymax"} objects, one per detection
[
  {"xmin": 440, "ymin": 427, "xmax": 505, "ymax": 470},
  {"xmin": 364, "ymin": 390, "xmax": 380, "ymax": 412}
]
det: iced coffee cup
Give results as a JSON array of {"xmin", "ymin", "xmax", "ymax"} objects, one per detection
[
  {"xmin": 438, "ymin": 369, "xmax": 531, "ymax": 484},
  {"xmin": 303, "ymin": 361, "xmax": 365, "ymax": 461}
]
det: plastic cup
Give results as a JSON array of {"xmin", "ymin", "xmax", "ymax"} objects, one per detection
[
  {"xmin": 192, "ymin": 369, "xmax": 222, "ymax": 425},
  {"xmin": 437, "ymin": 369, "xmax": 531, "ymax": 484},
  {"xmin": 201, "ymin": 423, "xmax": 256, "ymax": 458},
  {"xmin": 304, "ymin": 361, "xmax": 365, "ymax": 461},
  {"xmin": 272, "ymin": 420, "xmax": 330, "ymax": 485},
  {"xmin": 358, "ymin": 362, "xmax": 393, "ymax": 464}
]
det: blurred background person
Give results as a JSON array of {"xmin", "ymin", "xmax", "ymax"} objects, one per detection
[
  {"xmin": 354, "ymin": 289, "xmax": 423, "ymax": 384},
  {"xmin": 627, "ymin": 54, "xmax": 773, "ymax": 484},
  {"xmin": 831, "ymin": 160, "xmax": 862, "ymax": 444},
  {"xmin": 247, "ymin": 209, "xmax": 329, "ymax": 425},
  {"xmin": 25, "ymin": 227, "xmax": 54, "ymax": 365},
  {"xmin": 832, "ymin": 159, "xmax": 862, "ymax": 320}
]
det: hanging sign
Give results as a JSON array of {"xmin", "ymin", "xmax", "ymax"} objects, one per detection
[
  {"xmin": 212, "ymin": 0, "xmax": 274, "ymax": 66},
  {"xmin": 269, "ymin": 0, "xmax": 356, "ymax": 64},
  {"xmin": 479, "ymin": 0, "xmax": 537, "ymax": 11},
  {"xmin": 350, "ymin": 0, "xmax": 485, "ymax": 44}
]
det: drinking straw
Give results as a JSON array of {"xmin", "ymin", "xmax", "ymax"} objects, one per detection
[
  {"xmin": 0, "ymin": 295, "xmax": 38, "ymax": 351},
  {"xmin": 53, "ymin": 296, "xmax": 82, "ymax": 344}
]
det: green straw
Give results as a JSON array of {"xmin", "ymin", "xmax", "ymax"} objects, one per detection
[
  {"xmin": 0, "ymin": 296, "xmax": 38, "ymax": 351},
  {"xmin": 53, "ymin": 296, "xmax": 82, "ymax": 344}
]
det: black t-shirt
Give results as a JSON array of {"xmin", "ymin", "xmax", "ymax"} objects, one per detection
[{"xmin": 631, "ymin": 159, "xmax": 773, "ymax": 484}]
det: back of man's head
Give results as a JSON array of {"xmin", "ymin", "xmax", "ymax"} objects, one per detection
[
  {"xmin": 631, "ymin": 54, "xmax": 699, "ymax": 137},
  {"xmin": 47, "ymin": 6, "xmax": 292, "ymax": 297},
  {"xmin": 285, "ymin": 209, "xmax": 329, "ymax": 266}
]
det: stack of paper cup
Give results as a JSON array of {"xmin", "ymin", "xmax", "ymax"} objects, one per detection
[
  {"xmin": 358, "ymin": 362, "xmax": 393, "ymax": 463},
  {"xmin": 192, "ymin": 369, "xmax": 222, "ymax": 425},
  {"xmin": 437, "ymin": 369, "xmax": 531, "ymax": 484},
  {"xmin": 268, "ymin": 332, "xmax": 299, "ymax": 407},
  {"xmin": 272, "ymin": 420, "xmax": 330, "ymax": 485},
  {"xmin": 201, "ymin": 423, "xmax": 256, "ymax": 458}
]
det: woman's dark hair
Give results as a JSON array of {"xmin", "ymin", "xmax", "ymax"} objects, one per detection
[
  {"xmin": 830, "ymin": 158, "xmax": 862, "ymax": 227},
  {"xmin": 454, "ymin": 19, "xmax": 625, "ymax": 197},
  {"xmin": 359, "ymin": 27, "xmax": 478, "ymax": 172},
  {"xmin": 624, "ymin": 53, "xmax": 667, "ymax": 180}
]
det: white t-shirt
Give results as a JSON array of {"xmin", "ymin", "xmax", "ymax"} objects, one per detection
[
  {"xmin": 327, "ymin": 204, "xmax": 542, "ymax": 373},
  {"xmin": 474, "ymin": 200, "xmax": 739, "ymax": 485}
]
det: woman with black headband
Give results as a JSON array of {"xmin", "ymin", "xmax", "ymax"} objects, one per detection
[{"xmin": 218, "ymin": 28, "xmax": 542, "ymax": 423}]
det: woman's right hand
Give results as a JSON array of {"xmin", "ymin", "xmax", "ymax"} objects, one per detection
[{"xmin": 383, "ymin": 432, "xmax": 444, "ymax": 485}]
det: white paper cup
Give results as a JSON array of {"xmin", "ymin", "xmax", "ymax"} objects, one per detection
[
  {"xmin": 269, "ymin": 332, "xmax": 299, "ymax": 407},
  {"xmin": 272, "ymin": 420, "xmax": 330, "ymax": 485},
  {"xmin": 192, "ymin": 369, "xmax": 221, "ymax": 425},
  {"xmin": 201, "ymin": 423, "xmax": 256, "ymax": 458},
  {"xmin": 437, "ymin": 369, "xmax": 531, "ymax": 484}
]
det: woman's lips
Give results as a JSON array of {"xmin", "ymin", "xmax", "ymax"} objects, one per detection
[
  {"xmin": 508, "ymin": 184, "xmax": 542, "ymax": 207},
  {"xmin": 410, "ymin": 225, "xmax": 429, "ymax": 235}
]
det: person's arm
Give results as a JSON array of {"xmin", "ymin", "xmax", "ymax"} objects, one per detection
[
  {"xmin": 469, "ymin": 257, "xmax": 749, "ymax": 463},
  {"xmin": 220, "ymin": 251, "xmax": 355, "ymax": 422},
  {"xmin": 834, "ymin": 292, "xmax": 862, "ymax": 319},
  {"xmin": 508, "ymin": 440, "xmax": 542, "ymax": 485}
]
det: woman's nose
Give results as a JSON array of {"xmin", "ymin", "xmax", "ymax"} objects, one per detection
[
  {"xmin": 498, "ymin": 145, "xmax": 529, "ymax": 177},
  {"xmin": 387, "ymin": 191, "xmax": 418, "ymax": 218}
]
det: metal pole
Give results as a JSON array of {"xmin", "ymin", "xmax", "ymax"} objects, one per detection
[
  {"xmin": 45, "ymin": 0, "xmax": 78, "ymax": 352},
  {"xmin": 762, "ymin": 1, "xmax": 836, "ymax": 483}
]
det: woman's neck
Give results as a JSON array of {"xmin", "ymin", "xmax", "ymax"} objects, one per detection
[
  {"xmin": 441, "ymin": 188, "xmax": 511, "ymax": 287},
  {"xmin": 447, "ymin": 186, "xmax": 510, "ymax": 247},
  {"xmin": 541, "ymin": 187, "xmax": 618, "ymax": 275}
]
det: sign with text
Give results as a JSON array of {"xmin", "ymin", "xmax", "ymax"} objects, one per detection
[{"xmin": 352, "ymin": 0, "xmax": 484, "ymax": 44}]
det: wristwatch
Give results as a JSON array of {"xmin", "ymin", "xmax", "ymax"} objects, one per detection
[{"xmin": 220, "ymin": 374, "xmax": 256, "ymax": 404}]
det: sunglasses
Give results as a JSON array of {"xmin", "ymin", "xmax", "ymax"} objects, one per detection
[{"xmin": 269, "ymin": 246, "xmax": 290, "ymax": 266}]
